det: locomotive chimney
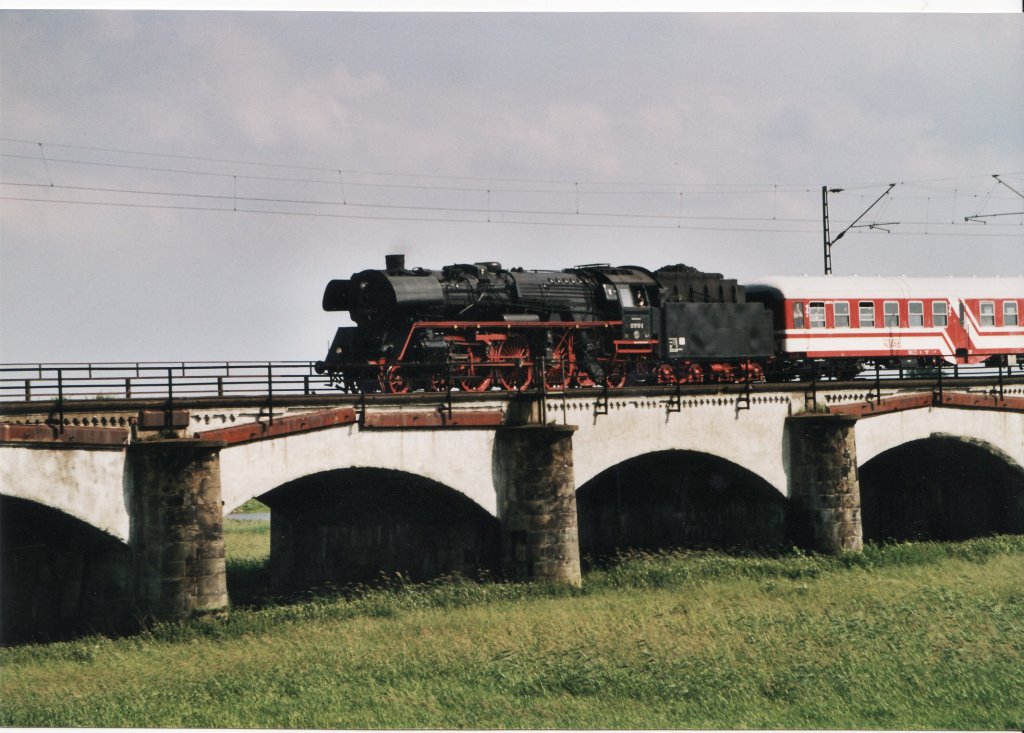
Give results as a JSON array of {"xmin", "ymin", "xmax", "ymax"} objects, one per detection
[{"xmin": 385, "ymin": 254, "xmax": 405, "ymax": 272}]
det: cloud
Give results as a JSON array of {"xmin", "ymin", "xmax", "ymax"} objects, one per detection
[{"xmin": 1, "ymin": 11, "xmax": 1021, "ymax": 362}]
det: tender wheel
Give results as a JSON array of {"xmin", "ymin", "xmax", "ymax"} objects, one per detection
[
  {"xmin": 656, "ymin": 363, "xmax": 677, "ymax": 385},
  {"xmin": 680, "ymin": 362, "xmax": 704, "ymax": 384}
]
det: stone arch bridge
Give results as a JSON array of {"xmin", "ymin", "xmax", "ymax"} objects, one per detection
[{"xmin": 2, "ymin": 379, "xmax": 1022, "ymax": 640}]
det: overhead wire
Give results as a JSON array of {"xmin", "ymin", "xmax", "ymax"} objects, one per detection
[
  {"xmin": 0, "ymin": 182, "xmax": 822, "ymax": 225},
  {"xmin": 3, "ymin": 189, "xmax": 1021, "ymax": 237},
  {"xmin": 16, "ymin": 136, "xmax": 988, "ymax": 194},
  {"xmin": 2, "ymin": 137, "xmax": 1021, "ymax": 235},
  {"xmin": 0, "ymin": 151, "xmax": 831, "ymax": 197}
]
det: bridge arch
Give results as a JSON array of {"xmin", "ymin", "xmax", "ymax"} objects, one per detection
[
  {"xmin": 259, "ymin": 467, "xmax": 501, "ymax": 592},
  {"xmin": 0, "ymin": 445, "xmax": 130, "ymax": 541},
  {"xmin": 854, "ymin": 407, "xmax": 1024, "ymax": 469},
  {"xmin": 217, "ymin": 426, "xmax": 499, "ymax": 518},
  {"xmin": 860, "ymin": 435, "xmax": 1024, "ymax": 543},
  {"xmin": 0, "ymin": 495, "xmax": 132, "ymax": 643},
  {"xmin": 576, "ymin": 449, "xmax": 789, "ymax": 561},
  {"xmin": 567, "ymin": 399, "xmax": 793, "ymax": 498}
]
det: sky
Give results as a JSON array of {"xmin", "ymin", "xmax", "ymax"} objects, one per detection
[{"xmin": 1, "ymin": 7, "xmax": 1022, "ymax": 363}]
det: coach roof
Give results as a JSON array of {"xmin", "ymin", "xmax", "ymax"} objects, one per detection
[{"xmin": 745, "ymin": 275, "xmax": 1024, "ymax": 301}]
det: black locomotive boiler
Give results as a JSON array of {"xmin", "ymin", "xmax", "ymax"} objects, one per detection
[{"xmin": 314, "ymin": 254, "xmax": 775, "ymax": 392}]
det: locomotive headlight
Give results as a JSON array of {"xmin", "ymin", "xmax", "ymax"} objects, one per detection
[{"xmin": 335, "ymin": 347, "xmax": 343, "ymax": 354}]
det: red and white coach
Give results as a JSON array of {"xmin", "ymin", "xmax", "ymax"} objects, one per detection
[{"xmin": 745, "ymin": 275, "xmax": 1024, "ymax": 371}]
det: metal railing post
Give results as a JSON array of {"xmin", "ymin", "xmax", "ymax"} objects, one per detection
[
  {"xmin": 539, "ymin": 355, "xmax": 547, "ymax": 425},
  {"xmin": 267, "ymin": 363, "xmax": 274, "ymax": 425},
  {"xmin": 166, "ymin": 367, "xmax": 174, "ymax": 430},
  {"xmin": 56, "ymin": 368, "xmax": 64, "ymax": 434},
  {"xmin": 445, "ymin": 359, "xmax": 453, "ymax": 419}
]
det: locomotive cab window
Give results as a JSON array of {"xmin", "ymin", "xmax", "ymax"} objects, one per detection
[
  {"xmin": 909, "ymin": 301, "xmax": 924, "ymax": 327},
  {"xmin": 932, "ymin": 301, "xmax": 948, "ymax": 327},
  {"xmin": 1005, "ymin": 301, "xmax": 1019, "ymax": 326},
  {"xmin": 602, "ymin": 284, "xmax": 618, "ymax": 302},
  {"xmin": 632, "ymin": 286, "xmax": 648, "ymax": 308},
  {"xmin": 834, "ymin": 301, "xmax": 850, "ymax": 328},
  {"xmin": 859, "ymin": 301, "xmax": 875, "ymax": 328},
  {"xmin": 809, "ymin": 301, "xmax": 825, "ymax": 328},
  {"xmin": 792, "ymin": 302, "xmax": 805, "ymax": 328},
  {"xmin": 883, "ymin": 301, "xmax": 899, "ymax": 328},
  {"xmin": 980, "ymin": 301, "xmax": 995, "ymax": 326}
]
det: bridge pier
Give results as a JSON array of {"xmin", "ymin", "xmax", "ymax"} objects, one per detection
[
  {"xmin": 494, "ymin": 425, "xmax": 582, "ymax": 586},
  {"xmin": 127, "ymin": 439, "xmax": 228, "ymax": 621},
  {"xmin": 786, "ymin": 414, "xmax": 863, "ymax": 553}
]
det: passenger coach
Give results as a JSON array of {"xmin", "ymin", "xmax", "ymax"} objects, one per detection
[{"xmin": 745, "ymin": 275, "xmax": 1024, "ymax": 379}]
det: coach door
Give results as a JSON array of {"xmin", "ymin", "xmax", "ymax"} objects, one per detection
[{"xmin": 937, "ymin": 299, "xmax": 970, "ymax": 361}]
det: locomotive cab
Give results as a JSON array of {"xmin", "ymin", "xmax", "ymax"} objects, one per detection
[{"xmin": 580, "ymin": 266, "xmax": 660, "ymax": 340}]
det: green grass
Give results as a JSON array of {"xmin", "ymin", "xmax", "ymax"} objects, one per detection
[
  {"xmin": 222, "ymin": 518, "xmax": 271, "ymax": 605},
  {"xmin": 2, "ymin": 535, "xmax": 1022, "ymax": 729},
  {"xmin": 223, "ymin": 517, "xmax": 270, "ymax": 560}
]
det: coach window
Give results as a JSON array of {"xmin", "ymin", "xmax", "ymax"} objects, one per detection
[
  {"xmin": 932, "ymin": 301, "xmax": 948, "ymax": 327},
  {"xmin": 792, "ymin": 302, "xmax": 805, "ymax": 328},
  {"xmin": 883, "ymin": 301, "xmax": 900, "ymax": 327},
  {"xmin": 834, "ymin": 301, "xmax": 850, "ymax": 328},
  {"xmin": 1005, "ymin": 301, "xmax": 1019, "ymax": 326},
  {"xmin": 980, "ymin": 301, "xmax": 996, "ymax": 326},
  {"xmin": 909, "ymin": 301, "xmax": 924, "ymax": 327},
  {"xmin": 859, "ymin": 301, "xmax": 875, "ymax": 328},
  {"xmin": 809, "ymin": 301, "xmax": 826, "ymax": 328}
]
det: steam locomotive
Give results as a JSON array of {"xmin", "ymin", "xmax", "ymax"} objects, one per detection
[
  {"xmin": 314, "ymin": 255, "xmax": 1024, "ymax": 392},
  {"xmin": 314, "ymin": 254, "xmax": 776, "ymax": 392}
]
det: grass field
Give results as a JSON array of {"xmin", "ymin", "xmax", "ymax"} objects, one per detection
[{"xmin": 1, "ymin": 526, "xmax": 1021, "ymax": 729}]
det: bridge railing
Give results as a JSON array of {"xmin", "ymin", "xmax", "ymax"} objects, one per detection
[
  {"xmin": 1, "ymin": 359, "xmax": 1018, "ymax": 405},
  {"xmin": 0, "ymin": 361, "xmax": 332, "ymax": 403}
]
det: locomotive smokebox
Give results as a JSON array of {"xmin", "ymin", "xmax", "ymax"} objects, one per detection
[{"xmin": 385, "ymin": 254, "xmax": 406, "ymax": 272}]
